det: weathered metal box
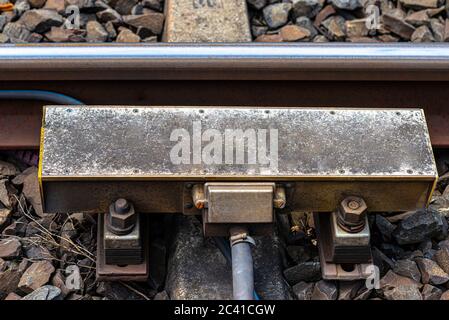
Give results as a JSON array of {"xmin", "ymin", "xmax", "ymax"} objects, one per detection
[{"xmin": 39, "ymin": 106, "xmax": 437, "ymax": 214}]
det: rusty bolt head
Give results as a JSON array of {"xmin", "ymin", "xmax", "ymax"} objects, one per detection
[
  {"xmin": 108, "ymin": 199, "xmax": 136, "ymax": 234},
  {"xmin": 114, "ymin": 198, "xmax": 130, "ymax": 214},
  {"xmin": 338, "ymin": 196, "xmax": 368, "ymax": 227}
]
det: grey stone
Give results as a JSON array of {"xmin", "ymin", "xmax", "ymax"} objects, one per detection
[
  {"xmin": 18, "ymin": 167, "xmax": 43, "ymax": 217},
  {"xmin": 166, "ymin": 216, "xmax": 290, "ymax": 299},
  {"xmin": 321, "ymin": 16, "xmax": 347, "ymax": 40},
  {"xmin": 2, "ymin": 217, "xmax": 27, "ymax": 237},
  {"xmin": 313, "ymin": 35, "xmax": 329, "ymax": 42},
  {"xmin": 45, "ymin": 27, "xmax": 86, "ymax": 42},
  {"xmin": 421, "ymin": 284, "xmax": 443, "ymax": 300},
  {"xmin": 393, "ymin": 209, "xmax": 446, "ymax": 245},
  {"xmin": 292, "ymin": 281, "xmax": 314, "ymax": 300},
  {"xmin": 416, "ymin": 258, "xmax": 449, "ymax": 285},
  {"xmin": 338, "ymin": 281, "xmax": 363, "ymax": 300},
  {"xmin": 381, "ymin": 243, "xmax": 405, "ymax": 259},
  {"xmin": 400, "ymin": 0, "xmax": 438, "ymax": 10},
  {"xmin": 393, "ymin": 259, "xmax": 421, "ymax": 282},
  {"xmin": 345, "ymin": 18, "xmax": 370, "ymax": 38},
  {"xmin": 353, "ymin": 286, "xmax": 373, "ymax": 300},
  {"xmin": 412, "ymin": 25, "xmax": 435, "ymax": 42},
  {"xmin": 86, "ymin": 20, "xmax": 108, "ymax": 42},
  {"xmin": 311, "ymin": 280, "xmax": 337, "ymax": 300},
  {"xmin": 123, "ymin": 12, "xmax": 164, "ymax": 35},
  {"xmin": 0, "ymin": 15, "xmax": 6, "ymax": 32},
  {"xmin": 154, "ymin": 290, "xmax": 169, "ymax": 300},
  {"xmin": 43, "ymin": 0, "xmax": 66, "ymax": 13},
  {"xmin": 51, "ymin": 270, "xmax": 72, "ymax": 298},
  {"xmin": 380, "ymin": 270, "xmax": 422, "ymax": 300},
  {"xmin": 247, "ymin": 0, "xmax": 267, "ymax": 10},
  {"xmin": 21, "ymin": 285, "xmax": 61, "ymax": 300},
  {"xmin": 14, "ymin": 0, "xmax": 31, "ymax": 17},
  {"xmin": 116, "ymin": 28, "xmax": 140, "ymax": 42},
  {"xmin": 439, "ymin": 240, "xmax": 449, "ymax": 250},
  {"xmin": 109, "ymin": 0, "xmax": 138, "ymax": 15},
  {"xmin": 19, "ymin": 9, "xmax": 64, "ymax": 33},
  {"xmin": 104, "ymin": 21, "xmax": 117, "ymax": 39},
  {"xmin": 142, "ymin": 0, "xmax": 163, "ymax": 11},
  {"xmin": 0, "ymin": 207, "xmax": 12, "ymax": 229},
  {"xmin": 96, "ymin": 281, "xmax": 145, "ymax": 300},
  {"xmin": 0, "ymin": 180, "xmax": 11, "ymax": 208},
  {"xmin": 0, "ymin": 238, "xmax": 22, "ymax": 259},
  {"xmin": 330, "ymin": 0, "xmax": 362, "ymax": 10},
  {"xmin": 375, "ymin": 215, "xmax": 396, "ymax": 241},
  {"xmin": 430, "ymin": 19, "xmax": 444, "ymax": 42},
  {"xmin": 382, "ymin": 13, "xmax": 416, "ymax": 40},
  {"xmin": 441, "ymin": 290, "xmax": 449, "ymax": 300},
  {"xmin": 0, "ymin": 260, "xmax": 29, "ymax": 296},
  {"xmin": 280, "ymin": 24, "xmax": 311, "ymax": 41},
  {"xmin": 29, "ymin": 0, "xmax": 46, "ymax": 8},
  {"xmin": 372, "ymin": 246, "xmax": 394, "ymax": 277},
  {"xmin": 286, "ymin": 245, "xmax": 311, "ymax": 265},
  {"xmin": 405, "ymin": 10, "xmax": 431, "ymax": 27},
  {"xmin": 96, "ymin": 8, "xmax": 122, "ymax": 24},
  {"xmin": 295, "ymin": 16, "xmax": 318, "ymax": 38},
  {"xmin": 0, "ymin": 34, "xmax": 8, "ymax": 43},
  {"xmin": 291, "ymin": 0, "xmax": 322, "ymax": 18},
  {"xmin": 434, "ymin": 247, "xmax": 449, "ymax": 274},
  {"xmin": 283, "ymin": 261, "xmax": 321, "ymax": 285},
  {"xmin": 263, "ymin": 3, "xmax": 292, "ymax": 29},
  {"xmin": 19, "ymin": 260, "xmax": 55, "ymax": 293},
  {"xmin": 252, "ymin": 25, "xmax": 269, "ymax": 37},
  {"xmin": 24, "ymin": 244, "xmax": 52, "ymax": 260}
]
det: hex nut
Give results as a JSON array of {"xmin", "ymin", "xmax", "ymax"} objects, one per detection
[
  {"xmin": 338, "ymin": 196, "xmax": 368, "ymax": 226},
  {"xmin": 108, "ymin": 201, "xmax": 136, "ymax": 234}
]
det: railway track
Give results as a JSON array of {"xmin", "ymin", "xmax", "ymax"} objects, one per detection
[
  {"xmin": 1, "ymin": 0, "xmax": 449, "ymax": 303},
  {"xmin": 0, "ymin": 43, "xmax": 449, "ymax": 149}
]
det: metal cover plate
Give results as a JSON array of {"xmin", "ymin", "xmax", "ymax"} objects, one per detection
[
  {"xmin": 41, "ymin": 106, "xmax": 437, "ymax": 180},
  {"xmin": 205, "ymin": 182, "xmax": 274, "ymax": 224}
]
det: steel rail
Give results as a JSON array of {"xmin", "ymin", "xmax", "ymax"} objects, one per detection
[{"xmin": 1, "ymin": 43, "xmax": 449, "ymax": 80}]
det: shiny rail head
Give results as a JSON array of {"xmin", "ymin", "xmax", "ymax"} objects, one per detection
[{"xmin": 39, "ymin": 106, "xmax": 437, "ymax": 214}]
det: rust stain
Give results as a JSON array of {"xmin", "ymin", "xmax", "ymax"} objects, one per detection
[{"xmin": 0, "ymin": 3, "xmax": 14, "ymax": 11}]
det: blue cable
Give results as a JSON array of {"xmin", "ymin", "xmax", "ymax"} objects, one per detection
[
  {"xmin": 213, "ymin": 237, "xmax": 261, "ymax": 300},
  {"xmin": 0, "ymin": 90, "xmax": 84, "ymax": 105}
]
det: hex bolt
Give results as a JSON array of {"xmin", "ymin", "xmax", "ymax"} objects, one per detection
[
  {"xmin": 114, "ymin": 198, "xmax": 130, "ymax": 214},
  {"xmin": 348, "ymin": 200, "xmax": 360, "ymax": 210},
  {"xmin": 337, "ymin": 196, "xmax": 368, "ymax": 233},
  {"xmin": 107, "ymin": 198, "xmax": 137, "ymax": 235}
]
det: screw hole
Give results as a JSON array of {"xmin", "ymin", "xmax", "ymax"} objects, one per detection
[
  {"xmin": 199, "ymin": 109, "xmax": 204, "ymax": 114},
  {"xmin": 407, "ymin": 169, "xmax": 413, "ymax": 174},
  {"xmin": 133, "ymin": 169, "xmax": 139, "ymax": 174},
  {"xmin": 265, "ymin": 110, "xmax": 270, "ymax": 114},
  {"xmin": 66, "ymin": 108, "xmax": 72, "ymax": 113},
  {"xmin": 339, "ymin": 169, "xmax": 345, "ymax": 174},
  {"xmin": 133, "ymin": 109, "xmax": 139, "ymax": 113},
  {"xmin": 396, "ymin": 111, "xmax": 401, "ymax": 116},
  {"xmin": 330, "ymin": 111, "xmax": 336, "ymax": 115},
  {"xmin": 340, "ymin": 263, "xmax": 355, "ymax": 272}
]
